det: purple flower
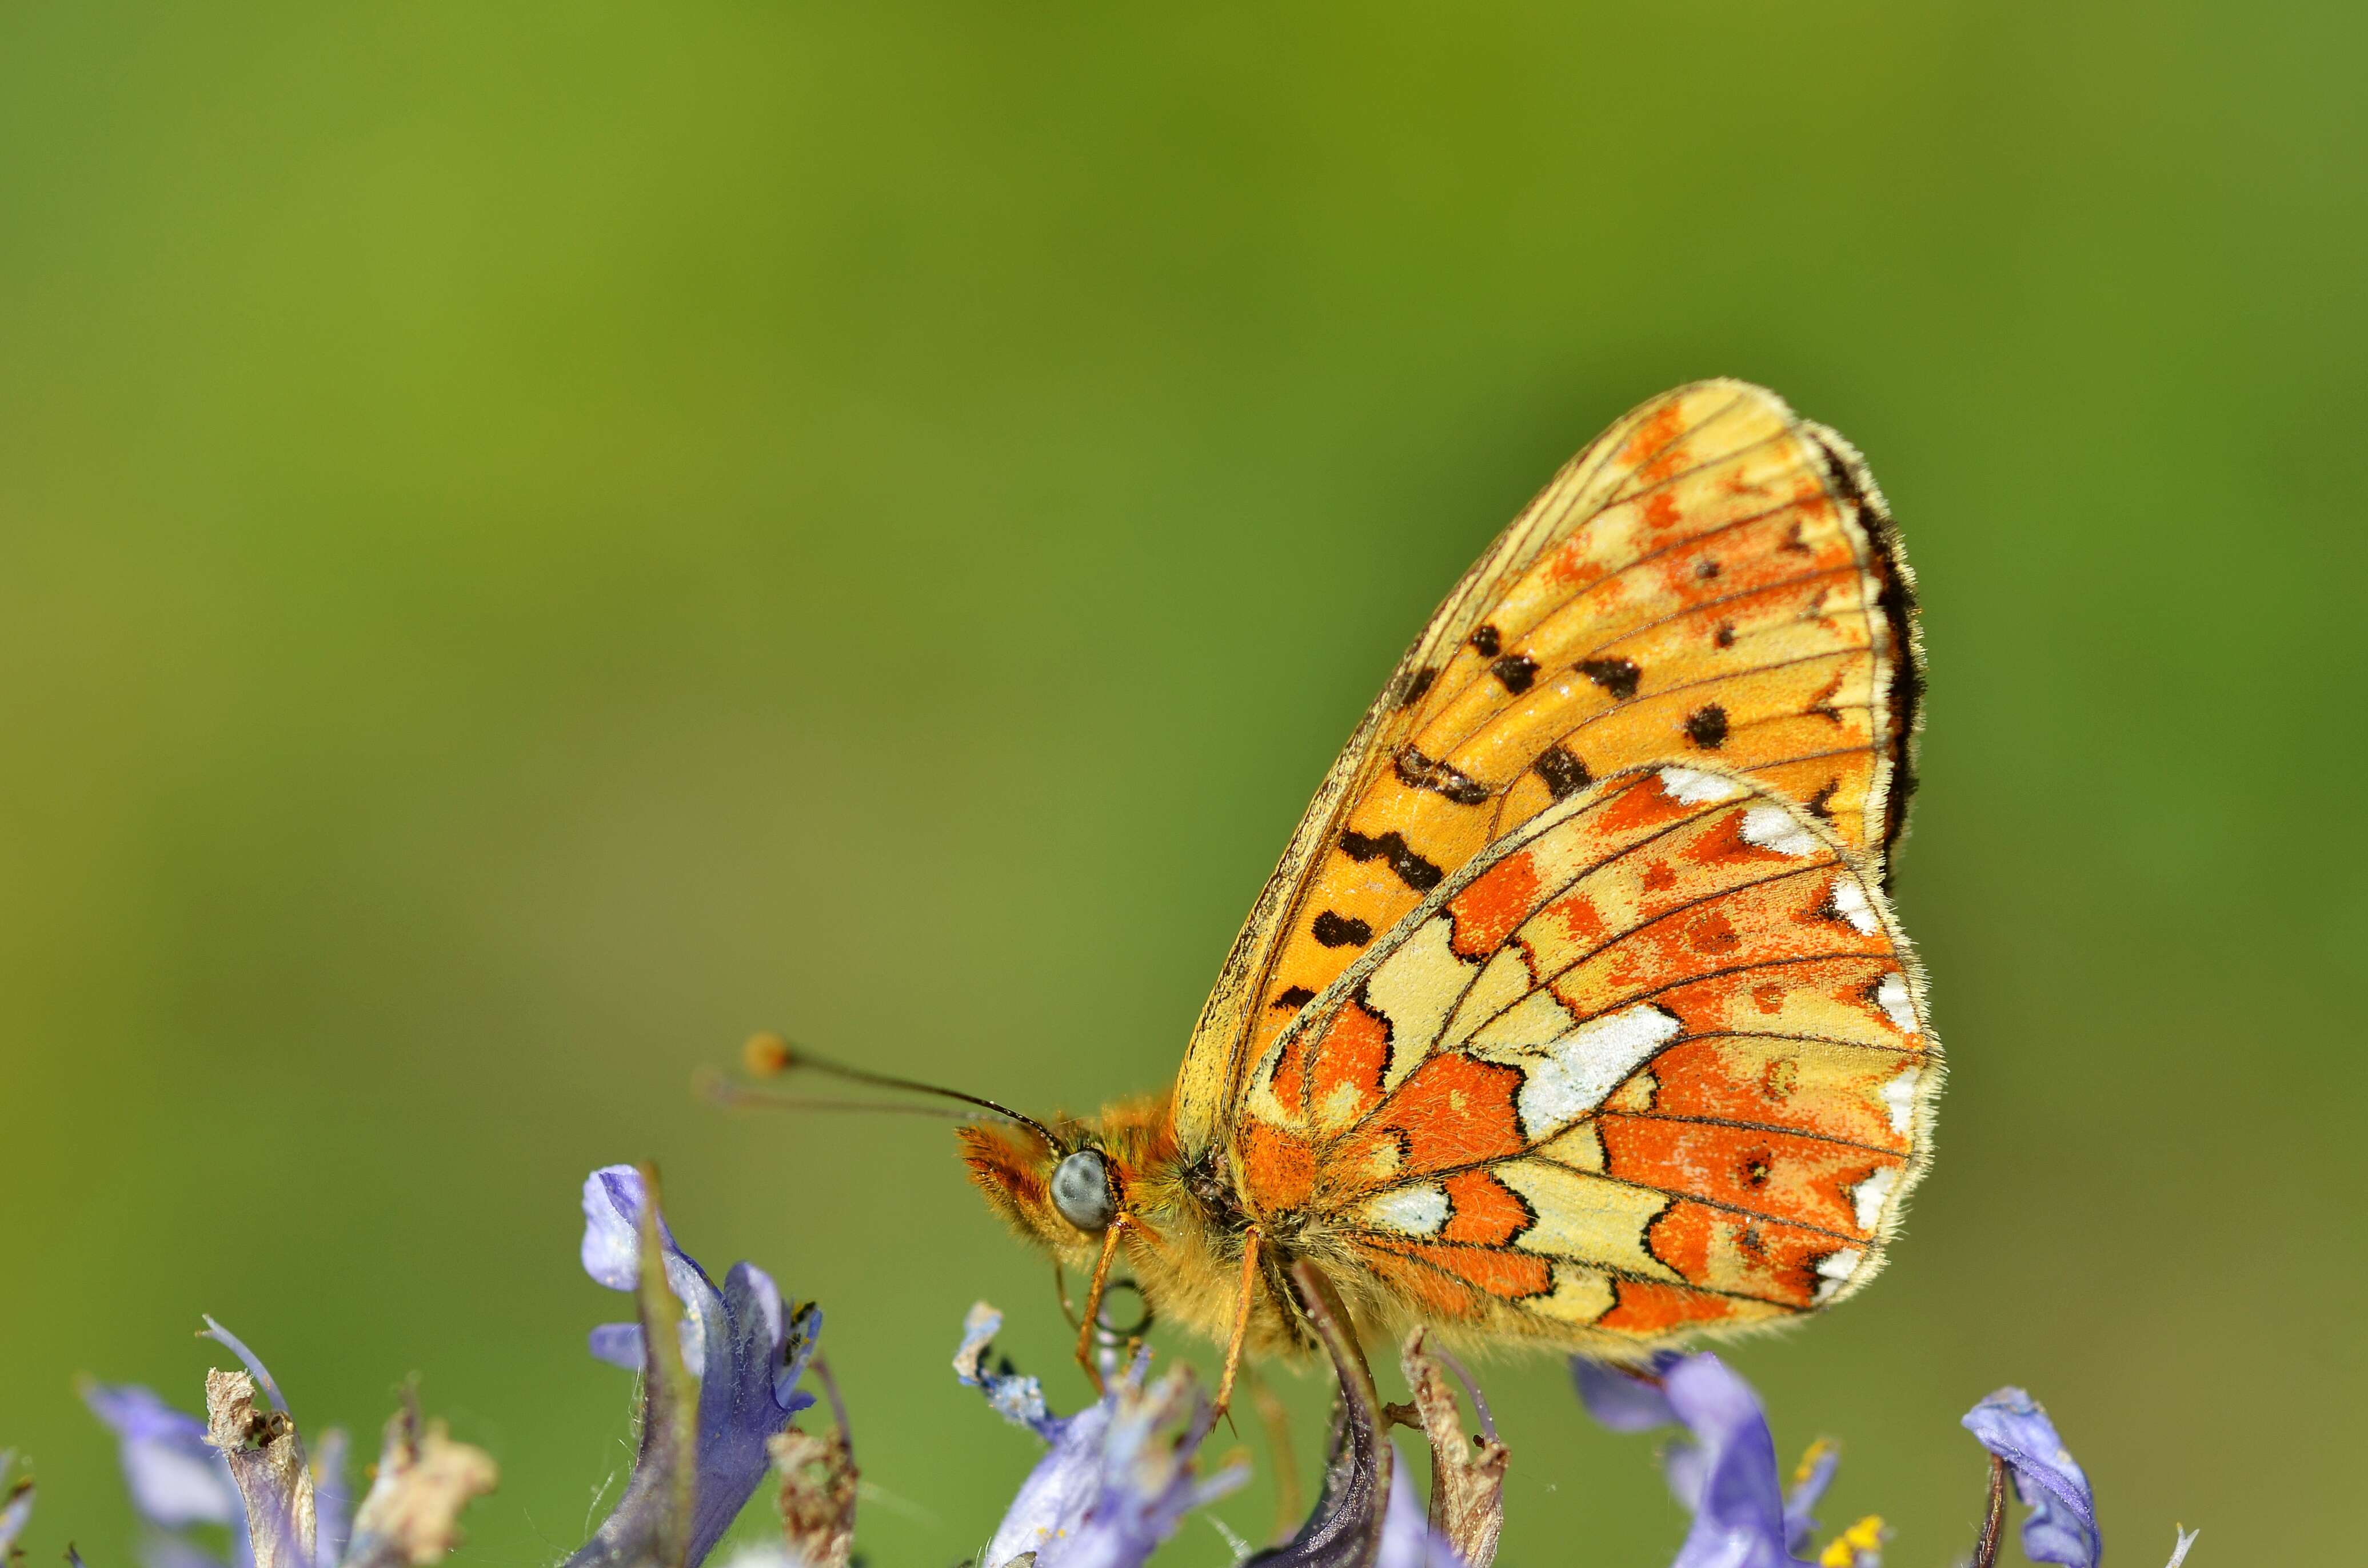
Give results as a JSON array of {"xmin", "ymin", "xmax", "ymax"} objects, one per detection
[
  {"xmin": 1962, "ymin": 1388, "xmax": 2101, "ymax": 1568},
  {"xmin": 1573, "ymin": 1353, "xmax": 1684, "ymax": 1434},
  {"xmin": 1574, "ymin": 1354, "xmax": 1844, "ymax": 1568},
  {"xmin": 955, "ymin": 1304, "xmax": 1245, "ymax": 1568},
  {"xmin": 86, "ymin": 1335, "xmax": 369, "ymax": 1568},
  {"xmin": 83, "ymin": 1381, "xmax": 252, "ymax": 1568},
  {"xmin": 2, "ymin": 1453, "xmax": 33, "ymax": 1559},
  {"xmin": 568, "ymin": 1166, "xmax": 818, "ymax": 1568},
  {"xmin": 82, "ymin": 1384, "xmax": 243, "ymax": 1535}
]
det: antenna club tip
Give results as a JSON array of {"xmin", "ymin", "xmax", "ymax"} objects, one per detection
[{"xmin": 744, "ymin": 1031, "xmax": 796, "ymax": 1077}]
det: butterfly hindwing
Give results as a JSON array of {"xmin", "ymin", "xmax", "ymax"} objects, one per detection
[
  {"xmin": 1228, "ymin": 765, "xmax": 1939, "ymax": 1354},
  {"xmin": 1176, "ymin": 381, "xmax": 1921, "ymax": 1155}
]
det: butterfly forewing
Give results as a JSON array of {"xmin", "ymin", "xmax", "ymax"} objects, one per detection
[
  {"xmin": 1229, "ymin": 765, "xmax": 1939, "ymax": 1354},
  {"xmin": 1176, "ymin": 381, "xmax": 1920, "ymax": 1155}
]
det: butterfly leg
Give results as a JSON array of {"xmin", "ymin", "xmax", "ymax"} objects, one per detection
[
  {"xmin": 1072, "ymin": 1213, "xmax": 1130, "ymax": 1395},
  {"xmin": 1212, "ymin": 1224, "xmax": 1263, "ymax": 1419}
]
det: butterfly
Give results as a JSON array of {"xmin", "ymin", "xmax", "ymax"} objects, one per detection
[{"xmin": 756, "ymin": 379, "xmax": 1935, "ymax": 1405}]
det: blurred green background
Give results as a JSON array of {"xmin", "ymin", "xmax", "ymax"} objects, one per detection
[{"xmin": 5, "ymin": 3, "xmax": 2363, "ymax": 1564}]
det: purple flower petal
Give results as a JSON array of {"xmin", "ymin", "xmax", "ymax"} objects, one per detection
[
  {"xmin": 1962, "ymin": 1388, "xmax": 2102, "ymax": 1568},
  {"xmin": 587, "ymin": 1323, "xmax": 647, "ymax": 1371},
  {"xmin": 1782, "ymin": 1441, "xmax": 1838, "ymax": 1555},
  {"xmin": 310, "ymin": 1427, "xmax": 351, "ymax": 1568},
  {"xmin": 1376, "ymin": 1451, "xmax": 1464, "ymax": 1568},
  {"xmin": 83, "ymin": 1383, "xmax": 243, "ymax": 1530},
  {"xmin": 580, "ymin": 1167, "xmax": 714, "ymax": 1371},
  {"xmin": 198, "ymin": 1319, "xmax": 289, "ymax": 1415},
  {"xmin": 1, "ymin": 1457, "xmax": 33, "ymax": 1559},
  {"xmin": 958, "ymin": 1308, "xmax": 1244, "ymax": 1568},
  {"xmin": 1662, "ymin": 1355, "xmax": 1800, "ymax": 1568},
  {"xmin": 1572, "ymin": 1354, "xmax": 1683, "ymax": 1434},
  {"xmin": 569, "ymin": 1167, "xmax": 817, "ymax": 1568},
  {"xmin": 953, "ymin": 1304, "xmax": 1056, "ymax": 1439}
]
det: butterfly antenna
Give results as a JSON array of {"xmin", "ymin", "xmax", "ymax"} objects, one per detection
[
  {"xmin": 697, "ymin": 1071, "xmax": 976, "ymax": 1121},
  {"xmin": 738, "ymin": 1032, "xmax": 1065, "ymax": 1149}
]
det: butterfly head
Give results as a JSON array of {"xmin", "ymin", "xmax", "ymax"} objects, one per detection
[
  {"xmin": 958, "ymin": 1118, "xmax": 1123, "ymax": 1252},
  {"xmin": 957, "ymin": 1095, "xmax": 1180, "ymax": 1261}
]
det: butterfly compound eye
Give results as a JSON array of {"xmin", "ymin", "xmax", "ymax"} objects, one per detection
[{"xmin": 1050, "ymin": 1148, "xmax": 1117, "ymax": 1231}]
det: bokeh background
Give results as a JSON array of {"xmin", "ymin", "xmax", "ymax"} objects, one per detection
[{"xmin": 6, "ymin": 3, "xmax": 2364, "ymax": 1563}]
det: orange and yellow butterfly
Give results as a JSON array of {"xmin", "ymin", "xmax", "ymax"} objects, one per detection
[{"xmin": 757, "ymin": 379, "xmax": 1936, "ymax": 1405}]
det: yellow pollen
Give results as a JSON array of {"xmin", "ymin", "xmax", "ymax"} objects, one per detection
[
  {"xmin": 1818, "ymin": 1515, "xmax": 1885, "ymax": 1567},
  {"xmin": 1792, "ymin": 1437, "xmax": 1836, "ymax": 1488}
]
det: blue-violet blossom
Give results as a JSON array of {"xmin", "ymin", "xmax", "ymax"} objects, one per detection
[
  {"xmin": 569, "ymin": 1166, "xmax": 818, "ymax": 1568},
  {"xmin": 1582, "ymin": 1354, "xmax": 2203, "ymax": 1568},
  {"xmin": 955, "ymin": 1303, "xmax": 1245, "ymax": 1568},
  {"xmin": 1575, "ymin": 1352, "xmax": 1859, "ymax": 1568},
  {"xmin": 2, "ymin": 1453, "xmax": 33, "ymax": 1560}
]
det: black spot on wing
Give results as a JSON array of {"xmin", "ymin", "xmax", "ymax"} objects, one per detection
[
  {"xmin": 1578, "ymin": 657, "xmax": 1641, "ymax": 701},
  {"xmin": 1490, "ymin": 653, "xmax": 1539, "ymax": 694},
  {"xmin": 1393, "ymin": 746, "xmax": 1490, "ymax": 806},
  {"xmin": 1803, "ymin": 778, "xmax": 1839, "ymax": 821},
  {"xmin": 1470, "ymin": 624, "xmax": 1502, "ymax": 658},
  {"xmin": 1534, "ymin": 744, "xmax": 1592, "ymax": 801},
  {"xmin": 1714, "ymin": 622, "xmax": 1737, "ymax": 649},
  {"xmin": 1271, "ymin": 985, "xmax": 1317, "ymax": 1012},
  {"xmin": 1683, "ymin": 703, "xmax": 1730, "ymax": 749},
  {"xmin": 1312, "ymin": 911, "xmax": 1374, "ymax": 949},
  {"xmin": 1397, "ymin": 663, "xmax": 1440, "ymax": 709},
  {"xmin": 1695, "ymin": 558, "xmax": 1721, "ymax": 580},
  {"xmin": 1339, "ymin": 829, "xmax": 1444, "ymax": 894}
]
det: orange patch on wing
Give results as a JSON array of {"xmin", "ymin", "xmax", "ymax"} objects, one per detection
[
  {"xmin": 1642, "ymin": 490, "xmax": 1683, "ymax": 530},
  {"xmin": 1440, "ymin": 1169, "xmax": 1532, "ymax": 1247},
  {"xmin": 1546, "ymin": 891, "xmax": 1607, "ymax": 946},
  {"xmin": 1620, "ymin": 402, "xmax": 1688, "ymax": 467},
  {"xmin": 1343, "ymin": 1054, "xmax": 1527, "ymax": 1178},
  {"xmin": 1642, "ymin": 1201, "xmax": 1850, "ymax": 1307},
  {"xmin": 1597, "ymin": 1278, "xmax": 1742, "ymax": 1334},
  {"xmin": 1235, "ymin": 1117, "xmax": 1319, "ymax": 1215},
  {"xmin": 1306, "ymin": 1001, "xmax": 1392, "ymax": 1130},
  {"xmin": 1603, "ymin": 772, "xmax": 1700, "ymax": 835},
  {"xmin": 1599, "ymin": 1117, "xmax": 1889, "ymax": 1238},
  {"xmin": 1544, "ymin": 533, "xmax": 1596, "ymax": 588},
  {"xmin": 1357, "ymin": 1242, "xmax": 1492, "ymax": 1321},
  {"xmin": 1377, "ymin": 1239, "xmax": 1553, "ymax": 1302},
  {"xmin": 1645, "ymin": 1039, "xmax": 1906, "ymax": 1150},
  {"xmin": 1448, "ymin": 851, "xmax": 1542, "ymax": 959}
]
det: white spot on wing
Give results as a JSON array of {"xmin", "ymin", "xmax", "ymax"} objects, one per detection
[
  {"xmin": 1658, "ymin": 766, "xmax": 1744, "ymax": 805},
  {"xmin": 1830, "ymin": 876, "xmax": 1879, "ymax": 935},
  {"xmin": 1874, "ymin": 972, "xmax": 1918, "ymax": 1034},
  {"xmin": 1740, "ymin": 804, "xmax": 1819, "ymax": 857},
  {"xmin": 1882, "ymin": 1065, "xmax": 1922, "ymax": 1135},
  {"xmin": 1360, "ymin": 1183, "xmax": 1449, "ymax": 1237},
  {"xmin": 1849, "ymin": 1165, "xmax": 1899, "ymax": 1234},
  {"xmin": 1479, "ymin": 1002, "xmax": 1684, "ymax": 1139},
  {"xmin": 1814, "ymin": 1246, "xmax": 1862, "ymax": 1303}
]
